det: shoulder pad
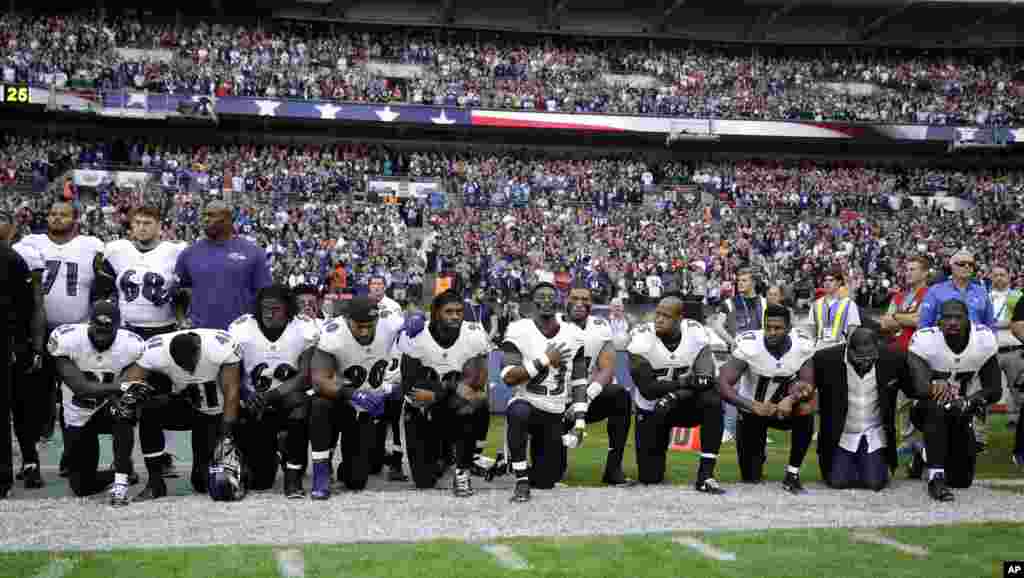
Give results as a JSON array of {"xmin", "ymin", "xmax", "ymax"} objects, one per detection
[
  {"xmin": 146, "ymin": 337, "xmax": 164, "ymax": 350},
  {"xmin": 736, "ymin": 330, "xmax": 759, "ymax": 342},
  {"xmin": 230, "ymin": 314, "xmax": 254, "ymax": 328},
  {"xmin": 630, "ymin": 323, "xmax": 652, "ymax": 336},
  {"xmin": 465, "ymin": 322, "xmax": 484, "ymax": 333},
  {"xmin": 684, "ymin": 319, "xmax": 704, "ymax": 330},
  {"xmin": 56, "ymin": 324, "xmax": 77, "ymax": 335},
  {"xmin": 214, "ymin": 331, "xmax": 233, "ymax": 345}
]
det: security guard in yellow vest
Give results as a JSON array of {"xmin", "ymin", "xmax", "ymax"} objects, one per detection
[{"xmin": 808, "ymin": 269, "xmax": 862, "ymax": 349}]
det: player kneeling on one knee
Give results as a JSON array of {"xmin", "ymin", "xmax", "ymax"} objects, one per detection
[
  {"xmin": 907, "ymin": 299, "xmax": 1002, "ymax": 502},
  {"xmin": 308, "ymin": 297, "xmax": 402, "ymax": 499},
  {"xmin": 500, "ymin": 283, "xmax": 589, "ymax": 503},
  {"xmin": 399, "ymin": 291, "xmax": 491, "ymax": 496},
  {"xmin": 229, "ymin": 285, "xmax": 319, "ymax": 498},
  {"xmin": 719, "ymin": 304, "xmax": 817, "ymax": 495},
  {"xmin": 50, "ymin": 300, "xmax": 150, "ymax": 506},
  {"xmin": 629, "ymin": 296, "xmax": 725, "ymax": 494},
  {"xmin": 558, "ymin": 284, "xmax": 632, "ymax": 486},
  {"xmin": 125, "ymin": 327, "xmax": 245, "ymax": 502}
]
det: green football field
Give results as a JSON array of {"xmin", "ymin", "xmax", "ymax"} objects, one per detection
[
  {"xmin": 3, "ymin": 522, "xmax": 1021, "ymax": 578},
  {"xmin": 7, "ymin": 414, "xmax": 1023, "ymax": 577}
]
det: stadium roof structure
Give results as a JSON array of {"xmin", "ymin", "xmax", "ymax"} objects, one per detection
[{"xmin": 263, "ymin": 0, "xmax": 1024, "ymax": 46}]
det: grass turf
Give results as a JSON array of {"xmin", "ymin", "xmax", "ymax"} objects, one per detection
[{"xmin": 4, "ymin": 523, "xmax": 1020, "ymax": 578}]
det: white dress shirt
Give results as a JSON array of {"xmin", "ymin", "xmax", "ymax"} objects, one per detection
[{"xmin": 840, "ymin": 357, "xmax": 886, "ymax": 453}]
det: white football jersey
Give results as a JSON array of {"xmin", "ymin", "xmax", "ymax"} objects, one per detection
[
  {"xmin": 104, "ymin": 239, "xmax": 186, "ymax": 327},
  {"xmin": 21, "ymin": 234, "xmax": 104, "ymax": 326},
  {"xmin": 138, "ymin": 329, "xmax": 243, "ymax": 416},
  {"xmin": 909, "ymin": 324, "xmax": 998, "ymax": 397},
  {"xmin": 732, "ymin": 328, "xmax": 816, "ymax": 410},
  {"xmin": 317, "ymin": 316, "xmax": 400, "ymax": 392},
  {"xmin": 404, "ymin": 321, "xmax": 491, "ymax": 386},
  {"xmin": 229, "ymin": 313, "xmax": 319, "ymax": 394},
  {"xmin": 47, "ymin": 324, "xmax": 145, "ymax": 428},
  {"xmin": 11, "ymin": 240, "xmax": 43, "ymax": 271},
  {"xmin": 557, "ymin": 314, "xmax": 613, "ymax": 375},
  {"xmin": 504, "ymin": 318, "xmax": 587, "ymax": 414},
  {"xmin": 627, "ymin": 320, "xmax": 710, "ymax": 411}
]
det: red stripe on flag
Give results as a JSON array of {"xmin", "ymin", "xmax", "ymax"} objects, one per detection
[{"xmin": 472, "ymin": 116, "xmax": 626, "ymax": 131}]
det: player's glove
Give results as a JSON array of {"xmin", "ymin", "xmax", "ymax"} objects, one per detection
[
  {"xmin": 351, "ymin": 389, "xmax": 386, "ymax": 418},
  {"xmin": 243, "ymin": 392, "xmax": 269, "ymax": 422},
  {"xmin": 653, "ymin": 391, "xmax": 682, "ymax": 421},
  {"xmin": 401, "ymin": 313, "xmax": 426, "ymax": 340},
  {"xmin": 943, "ymin": 394, "xmax": 987, "ymax": 418},
  {"xmin": 109, "ymin": 381, "xmax": 155, "ymax": 422}
]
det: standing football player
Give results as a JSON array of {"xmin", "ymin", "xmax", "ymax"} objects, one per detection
[
  {"xmin": 96, "ymin": 205, "xmax": 185, "ymax": 478},
  {"xmin": 719, "ymin": 304, "xmax": 817, "ymax": 494},
  {"xmin": 399, "ymin": 290, "xmax": 490, "ymax": 496},
  {"xmin": 559, "ymin": 283, "xmax": 632, "ymax": 485},
  {"xmin": 907, "ymin": 299, "xmax": 1001, "ymax": 501},
  {"xmin": 123, "ymin": 328, "xmax": 243, "ymax": 501},
  {"xmin": 48, "ymin": 300, "xmax": 152, "ymax": 506},
  {"xmin": 630, "ymin": 295, "xmax": 725, "ymax": 493},
  {"xmin": 0, "ymin": 210, "xmax": 46, "ymax": 490},
  {"xmin": 20, "ymin": 200, "xmax": 105, "ymax": 483},
  {"xmin": 229, "ymin": 285, "xmax": 318, "ymax": 497},
  {"xmin": 500, "ymin": 283, "xmax": 587, "ymax": 503},
  {"xmin": 308, "ymin": 297, "xmax": 402, "ymax": 499}
]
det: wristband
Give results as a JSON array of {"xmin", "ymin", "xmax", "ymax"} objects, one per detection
[
  {"xmin": 586, "ymin": 382, "xmax": 603, "ymax": 401},
  {"xmin": 571, "ymin": 402, "xmax": 589, "ymax": 414}
]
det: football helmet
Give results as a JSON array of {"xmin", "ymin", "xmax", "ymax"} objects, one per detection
[{"xmin": 208, "ymin": 435, "xmax": 247, "ymax": 502}]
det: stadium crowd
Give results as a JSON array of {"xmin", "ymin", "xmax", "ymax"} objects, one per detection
[{"xmin": 3, "ymin": 12, "xmax": 1023, "ymax": 125}]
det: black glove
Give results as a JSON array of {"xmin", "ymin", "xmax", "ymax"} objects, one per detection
[
  {"xmin": 653, "ymin": 391, "xmax": 681, "ymax": 421},
  {"xmin": 243, "ymin": 392, "xmax": 269, "ymax": 422},
  {"xmin": 942, "ymin": 395, "xmax": 987, "ymax": 417}
]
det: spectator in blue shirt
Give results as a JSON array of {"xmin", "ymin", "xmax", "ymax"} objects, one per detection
[{"xmin": 918, "ymin": 249, "xmax": 995, "ymax": 329}]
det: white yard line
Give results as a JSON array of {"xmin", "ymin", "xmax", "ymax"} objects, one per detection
[
  {"xmin": 672, "ymin": 536, "xmax": 737, "ymax": 562},
  {"xmin": 31, "ymin": 558, "xmax": 78, "ymax": 578},
  {"xmin": 274, "ymin": 548, "xmax": 306, "ymax": 578},
  {"xmin": 849, "ymin": 530, "xmax": 929, "ymax": 557},
  {"xmin": 481, "ymin": 544, "xmax": 530, "ymax": 570}
]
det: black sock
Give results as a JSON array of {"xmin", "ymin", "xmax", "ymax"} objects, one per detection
[{"xmin": 698, "ymin": 456, "xmax": 717, "ymax": 480}]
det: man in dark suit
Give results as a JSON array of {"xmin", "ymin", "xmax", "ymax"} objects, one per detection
[{"xmin": 815, "ymin": 327, "xmax": 918, "ymax": 491}]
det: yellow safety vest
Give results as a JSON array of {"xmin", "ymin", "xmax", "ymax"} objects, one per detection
[{"xmin": 814, "ymin": 297, "xmax": 851, "ymax": 342}]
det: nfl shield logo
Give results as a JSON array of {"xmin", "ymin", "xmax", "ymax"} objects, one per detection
[{"xmin": 442, "ymin": 352, "xmax": 448, "ymax": 359}]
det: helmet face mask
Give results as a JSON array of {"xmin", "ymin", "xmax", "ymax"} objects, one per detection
[{"xmin": 208, "ymin": 437, "xmax": 247, "ymax": 502}]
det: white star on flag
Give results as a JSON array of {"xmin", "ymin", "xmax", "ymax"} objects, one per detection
[
  {"xmin": 127, "ymin": 93, "xmax": 147, "ymax": 107},
  {"xmin": 254, "ymin": 100, "xmax": 282, "ymax": 117},
  {"xmin": 431, "ymin": 110, "xmax": 455, "ymax": 125},
  {"xmin": 315, "ymin": 103, "xmax": 343, "ymax": 119},
  {"xmin": 375, "ymin": 106, "xmax": 400, "ymax": 122}
]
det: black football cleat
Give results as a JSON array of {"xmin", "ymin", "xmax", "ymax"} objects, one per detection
[
  {"xmin": 601, "ymin": 467, "xmax": 635, "ymax": 487},
  {"xmin": 695, "ymin": 477, "xmax": 726, "ymax": 495},
  {"xmin": 155, "ymin": 453, "xmax": 179, "ymax": 478},
  {"xmin": 134, "ymin": 478, "xmax": 168, "ymax": 502},
  {"xmin": 284, "ymin": 469, "xmax": 305, "ymax": 499},
  {"xmin": 782, "ymin": 472, "xmax": 806, "ymax": 495},
  {"xmin": 510, "ymin": 479, "xmax": 531, "ymax": 503},
  {"xmin": 927, "ymin": 474, "xmax": 955, "ymax": 502},
  {"xmin": 20, "ymin": 464, "xmax": 43, "ymax": 489}
]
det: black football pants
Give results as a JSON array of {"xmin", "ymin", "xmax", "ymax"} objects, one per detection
[
  {"xmin": 63, "ymin": 407, "xmax": 136, "ymax": 497},
  {"xmin": 139, "ymin": 395, "xmax": 221, "ymax": 493},
  {"xmin": 506, "ymin": 399, "xmax": 565, "ymax": 489},
  {"xmin": 635, "ymin": 388, "xmax": 723, "ymax": 485},
  {"xmin": 560, "ymin": 382, "xmax": 632, "ymax": 479},
  {"xmin": 910, "ymin": 400, "xmax": 977, "ymax": 488},
  {"xmin": 736, "ymin": 412, "xmax": 814, "ymax": 483},
  {"xmin": 238, "ymin": 391, "xmax": 309, "ymax": 491},
  {"xmin": 400, "ymin": 399, "xmax": 479, "ymax": 488},
  {"xmin": 10, "ymin": 350, "xmax": 44, "ymax": 467},
  {"xmin": 310, "ymin": 396, "xmax": 378, "ymax": 491}
]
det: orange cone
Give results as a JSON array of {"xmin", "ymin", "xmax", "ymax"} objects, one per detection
[{"xmin": 670, "ymin": 426, "xmax": 701, "ymax": 452}]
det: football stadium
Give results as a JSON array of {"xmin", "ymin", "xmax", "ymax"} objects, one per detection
[{"xmin": 0, "ymin": 1, "xmax": 1023, "ymax": 576}]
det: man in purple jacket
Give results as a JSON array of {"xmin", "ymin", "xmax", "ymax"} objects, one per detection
[{"xmin": 175, "ymin": 201, "xmax": 272, "ymax": 331}]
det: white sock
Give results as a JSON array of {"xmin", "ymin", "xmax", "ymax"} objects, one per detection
[
  {"xmin": 114, "ymin": 473, "xmax": 128, "ymax": 486},
  {"xmin": 927, "ymin": 468, "xmax": 944, "ymax": 481},
  {"xmin": 786, "ymin": 465, "xmax": 800, "ymax": 475}
]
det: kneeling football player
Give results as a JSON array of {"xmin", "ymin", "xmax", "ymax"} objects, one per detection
[
  {"xmin": 127, "ymin": 328, "xmax": 244, "ymax": 501},
  {"xmin": 719, "ymin": 304, "xmax": 817, "ymax": 494},
  {"xmin": 308, "ymin": 297, "xmax": 401, "ymax": 498},
  {"xmin": 630, "ymin": 296, "xmax": 725, "ymax": 493},
  {"xmin": 559, "ymin": 283, "xmax": 632, "ymax": 485},
  {"xmin": 50, "ymin": 300, "xmax": 153, "ymax": 506},
  {"xmin": 500, "ymin": 283, "xmax": 588, "ymax": 503},
  {"xmin": 229, "ymin": 285, "xmax": 319, "ymax": 498},
  {"xmin": 399, "ymin": 290, "xmax": 491, "ymax": 496}
]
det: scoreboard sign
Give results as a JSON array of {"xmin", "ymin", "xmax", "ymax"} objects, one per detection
[{"xmin": 0, "ymin": 84, "xmax": 31, "ymax": 104}]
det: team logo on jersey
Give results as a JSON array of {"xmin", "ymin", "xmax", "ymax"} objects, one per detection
[
  {"xmin": 669, "ymin": 354, "xmax": 676, "ymax": 360},
  {"xmin": 227, "ymin": 252, "xmax": 248, "ymax": 262},
  {"xmin": 269, "ymin": 344, "xmax": 277, "ymax": 352},
  {"xmin": 442, "ymin": 352, "xmax": 448, "ymax": 359}
]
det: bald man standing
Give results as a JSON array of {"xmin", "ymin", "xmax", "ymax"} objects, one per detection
[{"xmin": 175, "ymin": 201, "xmax": 272, "ymax": 331}]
